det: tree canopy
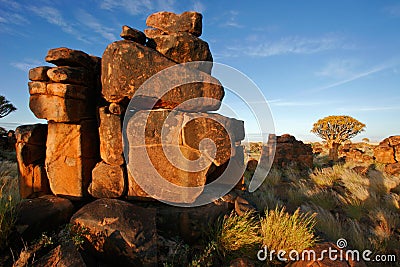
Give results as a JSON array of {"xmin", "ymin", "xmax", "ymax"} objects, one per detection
[
  {"xmin": 0, "ymin": 95, "xmax": 17, "ymax": 118},
  {"xmin": 311, "ymin": 115, "xmax": 365, "ymax": 145}
]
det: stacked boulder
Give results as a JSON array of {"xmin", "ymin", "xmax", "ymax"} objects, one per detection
[
  {"xmin": 28, "ymin": 49, "xmax": 101, "ymax": 198},
  {"xmin": 94, "ymin": 11, "xmax": 244, "ymax": 202},
  {"xmin": 263, "ymin": 134, "xmax": 313, "ymax": 169},
  {"xmin": 374, "ymin": 136, "xmax": 400, "ymax": 175},
  {"xmin": 22, "ymin": 11, "xmax": 245, "ymax": 203}
]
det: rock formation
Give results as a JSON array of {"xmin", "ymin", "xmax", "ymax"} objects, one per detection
[
  {"xmin": 20, "ymin": 11, "xmax": 245, "ymax": 204},
  {"xmin": 374, "ymin": 136, "xmax": 400, "ymax": 175},
  {"xmin": 263, "ymin": 134, "xmax": 313, "ymax": 169}
]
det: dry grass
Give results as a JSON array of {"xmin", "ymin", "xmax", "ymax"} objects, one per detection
[
  {"xmin": 0, "ymin": 161, "xmax": 19, "ymax": 250},
  {"xmin": 260, "ymin": 207, "xmax": 317, "ymax": 253},
  {"xmin": 213, "ymin": 211, "xmax": 262, "ymax": 259}
]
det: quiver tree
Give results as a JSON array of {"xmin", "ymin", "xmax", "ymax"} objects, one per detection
[
  {"xmin": 311, "ymin": 115, "xmax": 365, "ymax": 161},
  {"xmin": 0, "ymin": 95, "xmax": 17, "ymax": 118}
]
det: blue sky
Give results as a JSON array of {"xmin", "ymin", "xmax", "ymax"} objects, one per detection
[{"xmin": 0, "ymin": 0, "xmax": 399, "ymax": 142}]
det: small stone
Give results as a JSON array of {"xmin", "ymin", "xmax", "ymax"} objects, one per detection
[
  {"xmin": 120, "ymin": 25, "xmax": 146, "ymax": 44},
  {"xmin": 234, "ymin": 196, "xmax": 256, "ymax": 216},
  {"xmin": 29, "ymin": 66, "xmax": 51, "ymax": 81},
  {"xmin": 109, "ymin": 102, "xmax": 125, "ymax": 115},
  {"xmin": 89, "ymin": 161, "xmax": 125, "ymax": 198}
]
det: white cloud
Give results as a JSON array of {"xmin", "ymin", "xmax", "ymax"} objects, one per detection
[
  {"xmin": 221, "ymin": 10, "xmax": 242, "ymax": 28},
  {"xmin": 30, "ymin": 5, "xmax": 89, "ymax": 43},
  {"xmin": 315, "ymin": 59, "xmax": 359, "ymax": 78},
  {"xmin": 10, "ymin": 59, "xmax": 42, "ymax": 72},
  {"xmin": 75, "ymin": 9, "xmax": 116, "ymax": 41},
  {"xmin": 337, "ymin": 106, "xmax": 400, "ymax": 112},
  {"xmin": 221, "ymin": 34, "xmax": 349, "ymax": 58},
  {"xmin": 100, "ymin": 0, "xmax": 154, "ymax": 15},
  {"xmin": 192, "ymin": 1, "xmax": 205, "ymax": 13}
]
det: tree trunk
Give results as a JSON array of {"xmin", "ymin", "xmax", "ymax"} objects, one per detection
[{"xmin": 328, "ymin": 142, "xmax": 340, "ymax": 162}]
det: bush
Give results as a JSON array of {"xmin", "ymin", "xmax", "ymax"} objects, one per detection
[
  {"xmin": 213, "ymin": 211, "xmax": 261, "ymax": 259},
  {"xmin": 260, "ymin": 207, "xmax": 317, "ymax": 254}
]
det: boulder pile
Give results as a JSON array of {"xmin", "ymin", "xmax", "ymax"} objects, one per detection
[
  {"xmin": 374, "ymin": 135, "xmax": 400, "ymax": 175},
  {"xmin": 17, "ymin": 11, "xmax": 245, "ymax": 203}
]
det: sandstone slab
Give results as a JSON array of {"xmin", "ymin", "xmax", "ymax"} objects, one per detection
[
  {"xmin": 374, "ymin": 144, "xmax": 396, "ymax": 164},
  {"xmin": 98, "ymin": 107, "xmax": 124, "ymax": 165},
  {"xmin": 47, "ymin": 66, "xmax": 90, "ymax": 86},
  {"xmin": 46, "ymin": 120, "xmax": 99, "ymax": 198},
  {"xmin": 101, "ymin": 40, "xmax": 224, "ymax": 111},
  {"xmin": 29, "ymin": 82, "xmax": 89, "ymax": 100},
  {"xmin": 70, "ymin": 199, "xmax": 157, "ymax": 266},
  {"xmin": 120, "ymin": 25, "xmax": 146, "ymax": 44},
  {"xmin": 147, "ymin": 32, "xmax": 213, "ymax": 73},
  {"xmin": 29, "ymin": 94, "xmax": 94, "ymax": 122},
  {"xmin": 45, "ymin": 47, "xmax": 95, "ymax": 69},
  {"xmin": 29, "ymin": 66, "xmax": 50, "ymax": 81},
  {"xmin": 89, "ymin": 161, "xmax": 125, "ymax": 198},
  {"xmin": 146, "ymin": 11, "xmax": 202, "ymax": 37}
]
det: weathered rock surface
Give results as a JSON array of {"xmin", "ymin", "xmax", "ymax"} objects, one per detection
[
  {"xmin": 98, "ymin": 107, "xmax": 124, "ymax": 165},
  {"xmin": 70, "ymin": 199, "xmax": 157, "ymax": 266},
  {"xmin": 263, "ymin": 134, "xmax": 313, "ymax": 169},
  {"xmin": 155, "ymin": 199, "xmax": 233, "ymax": 244},
  {"xmin": 89, "ymin": 161, "xmax": 125, "ymax": 198},
  {"xmin": 234, "ymin": 196, "xmax": 256, "ymax": 216},
  {"xmin": 146, "ymin": 11, "xmax": 202, "ymax": 37},
  {"xmin": 47, "ymin": 66, "xmax": 90, "ymax": 86},
  {"xmin": 46, "ymin": 121, "xmax": 99, "ymax": 198},
  {"xmin": 120, "ymin": 25, "xmax": 146, "ymax": 44},
  {"xmin": 374, "ymin": 136, "xmax": 399, "ymax": 164},
  {"xmin": 29, "ymin": 66, "xmax": 50, "ymax": 81},
  {"xmin": 146, "ymin": 32, "xmax": 212, "ymax": 73},
  {"xmin": 45, "ymin": 47, "xmax": 95, "ymax": 69},
  {"xmin": 385, "ymin": 163, "xmax": 400, "ymax": 176},
  {"xmin": 127, "ymin": 110, "xmax": 244, "ymax": 166},
  {"xmin": 101, "ymin": 40, "xmax": 224, "ymax": 111},
  {"xmin": 15, "ymin": 195, "xmax": 74, "ymax": 240},
  {"xmin": 29, "ymin": 82, "xmax": 89, "ymax": 100},
  {"xmin": 29, "ymin": 94, "xmax": 94, "ymax": 123},
  {"xmin": 33, "ymin": 241, "xmax": 86, "ymax": 267},
  {"xmin": 15, "ymin": 124, "xmax": 50, "ymax": 198}
]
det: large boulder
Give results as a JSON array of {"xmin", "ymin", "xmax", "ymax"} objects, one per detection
[
  {"xmin": 264, "ymin": 134, "xmax": 313, "ymax": 169},
  {"xmin": 46, "ymin": 120, "xmax": 99, "ymax": 198},
  {"xmin": 125, "ymin": 110, "xmax": 245, "ymax": 202},
  {"xmin": 146, "ymin": 11, "xmax": 202, "ymax": 37},
  {"xmin": 101, "ymin": 40, "xmax": 224, "ymax": 111},
  {"xmin": 15, "ymin": 195, "xmax": 74, "ymax": 240},
  {"xmin": 146, "ymin": 32, "xmax": 213, "ymax": 73},
  {"xmin": 70, "ymin": 199, "xmax": 157, "ymax": 266},
  {"xmin": 374, "ymin": 136, "xmax": 399, "ymax": 164},
  {"xmin": 15, "ymin": 124, "xmax": 50, "ymax": 198}
]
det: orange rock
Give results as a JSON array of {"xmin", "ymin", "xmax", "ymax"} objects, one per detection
[
  {"xmin": 98, "ymin": 107, "xmax": 124, "ymax": 165},
  {"xmin": 146, "ymin": 11, "xmax": 202, "ymax": 37},
  {"xmin": 29, "ymin": 66, "xmax": 50, "ymax": 81},
  {"xmin": 46, "ymin": 120, "xmax": 99, "ymax": 198},
  {"xmin": 147, "ymin": 32, "xmax": 213, "ymax": 73},
  {"xmin": 89, "ymin": 161, "xmax": 125, "ymax": 198},
  {"xmin": 101, "ymin": 40, "xmax": 224, "ymax": 111}
]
